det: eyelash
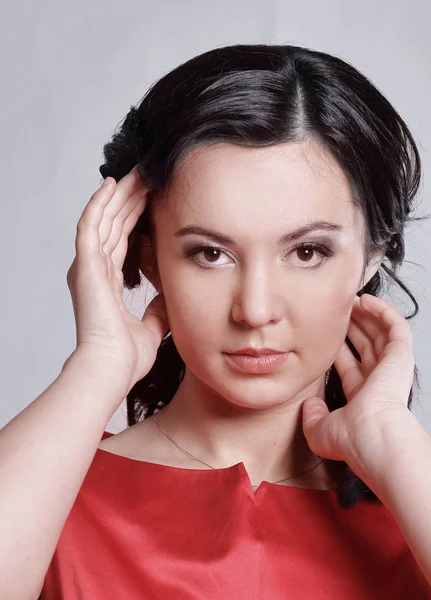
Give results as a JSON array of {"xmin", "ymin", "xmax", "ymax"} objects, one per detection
[{"xmin": 183, "ymin": 242, "xmax": 335, "ymax": 269}]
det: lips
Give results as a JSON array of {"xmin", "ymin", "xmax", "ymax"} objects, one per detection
[
  {"xmin": 226, "ymin": 348, "xmax": 286, "ymax": 357},
  {"xmin": 224, "ymin": 351, "xmax": 291, "ymax": 374}
]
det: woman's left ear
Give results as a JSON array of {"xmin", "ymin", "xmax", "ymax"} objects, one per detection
[
  {"xmin": 137, "ymin": 234, "xmax": 162, "ymax": 293},
  {"xmin": 359, "ymin": 247, "xmax": 386, "ymax": 291}
]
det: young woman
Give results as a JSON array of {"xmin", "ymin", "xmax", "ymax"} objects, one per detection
[{"xmin": 1, "ymin": 43, "xmax": 430, "ymax": 599}]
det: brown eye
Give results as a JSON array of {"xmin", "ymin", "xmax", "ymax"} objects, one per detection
[
  {"xmin": 289, "ymin": 242, "xmax": 334, "ymax": 268},
  {"xmin": 184, "ymin": 244, "xmax": 232, "ymax": 268},
  {"xmin": 296, "ymin": 246, "xmax": 315, "ymax": 262},
  {"xmin": 202, "ymin": 248, "xmax": 222, "ymax": 263}
]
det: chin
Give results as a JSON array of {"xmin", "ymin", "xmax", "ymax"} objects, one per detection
[
  {"xmin": 209, "ymin": 373, "xmax": 307, "ymax": 411},
  {"xmin": 186, "ymin": 352, "xmax": 317, "ymax": 410}
]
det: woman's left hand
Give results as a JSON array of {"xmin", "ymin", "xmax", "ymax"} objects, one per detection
[{"xmin": 302, "ymin": 293, "xmax": 416, "ymax": 476}]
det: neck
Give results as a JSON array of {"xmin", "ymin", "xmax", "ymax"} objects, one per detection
[{"xmin": 153, "ymin": 369, "xmax": 330, "ymax": 488}]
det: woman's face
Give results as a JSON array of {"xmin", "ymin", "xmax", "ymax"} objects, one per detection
[{"xmin": 143, "ymin": 140, "xmax": 380, "ymax": 410}]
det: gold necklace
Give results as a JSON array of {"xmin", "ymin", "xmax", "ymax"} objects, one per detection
[{"xmin": 151, "ymin": 414, "xmax": 325, "ymax": 490}]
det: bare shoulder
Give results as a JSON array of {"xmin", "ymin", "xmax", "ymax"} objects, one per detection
[
  {"xmin": 97, "ymin": 417, "xmax": 200, "ymax": 468},
  {"xmin": 98, "ymin": 418, "xmax": 162, "ymax": 461}
]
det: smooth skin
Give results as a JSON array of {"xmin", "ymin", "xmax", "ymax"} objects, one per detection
[
  {"xmin": 66, "ymin": 166, "xmax": 169, "ymax": 387},
  {"xmin": 105, "ymin": 140, "xmax": 385, "ymax": 493}
]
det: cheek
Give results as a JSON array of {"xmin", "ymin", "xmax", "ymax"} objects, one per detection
[
  {"xmin": 158, "ymin": 268, "xmax": 225, "ymax": 346},
  {"xmin": 295, "ymin": 289, "xmax": 355, "ymax": 367},
  {"xmin": 291, "ymin": 255, "xmax": 361, "ymax": 338}
]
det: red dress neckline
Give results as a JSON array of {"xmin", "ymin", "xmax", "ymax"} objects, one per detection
[
  {"xmin": 96, "ymin": 431, "xmax": 338, "ymax": 498},
  {"xmin": 41, "ymin": 431, "xmax": 431, "ymax": 598}
]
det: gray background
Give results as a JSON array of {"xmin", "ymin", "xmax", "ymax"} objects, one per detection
[{"xmin": 1, "ymin": 0, "xmax": 430, "ymax": 435}]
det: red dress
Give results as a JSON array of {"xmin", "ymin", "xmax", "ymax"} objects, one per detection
[{"xmin": 41, "ymin": 431, "xmax": 431, "ymax": 599}]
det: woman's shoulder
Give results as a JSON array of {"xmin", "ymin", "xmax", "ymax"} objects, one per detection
[
  {"xmin": 98, "ymin": 419, "xmax": 163, "ymax": 461},
  {"xmin": 97, "ymin": 418, "xmax": 197, "ymax": 468}
]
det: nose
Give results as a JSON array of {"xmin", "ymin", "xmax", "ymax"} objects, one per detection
[{"xmin": 231, "ymin": 261, "xmax": 284, "ymax": 328}]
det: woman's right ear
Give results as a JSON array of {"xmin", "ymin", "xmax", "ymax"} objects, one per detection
[{"xmin": 137, "ymin": 234, "xmax": 161, "ymax": 293}]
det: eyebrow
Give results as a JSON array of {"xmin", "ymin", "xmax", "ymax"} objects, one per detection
[{"xmin": 174, "ymin": 220, "xmax": 344, "ymax": 246}]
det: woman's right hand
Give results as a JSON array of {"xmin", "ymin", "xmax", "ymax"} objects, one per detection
[{"xmin": 66, "ymin": 166, "xmax": 169, "ymax": 395}]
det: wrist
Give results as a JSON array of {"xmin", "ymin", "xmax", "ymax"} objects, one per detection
[
  {"xmin": 61, "ymin": 348, "xmax": 133, "ymax": 400},
  {"xmin": 346, "ymin": 408, "xmax": 423, "ymax": 496}
]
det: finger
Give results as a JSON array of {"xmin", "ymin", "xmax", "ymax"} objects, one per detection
[
  {"xmin": 350, "ymin": 310, "xmax": 387, "ymax": 357},
  {"xmin": 356, "ymin": 296, "xmax": 415, "ymax": 400},
  {"xmin": 359, "ymin": 295, "xmax": 414, "ymax": 370},
  {"xmin": 98, "ymin": 166, "xmax": 142, "ymax": 246},
  {"xmin": 302, "ymin": 396, "xmax": 331, "ymax": 456},
  {"xmin": 102, "ymin": 192, "xmax": 146, "ymax": 256},
  {"xmin": 345, "ymin": 320, "xmax": 378, "ymax": 375},
  {"xmin": 111, "ymin": 198, "xmax": 147, "ymax": 269},
  {"xmin": 360, "ymin": 294, "xmax": 413, "ymax": 349},
  {"xmin": 352, "ymin": 296, "xmax": 390, "ymax": 352},
  {"xmin": 302, "ymin": 396, "xmax": 330, "ymax": 431},
  {"xmin": 75, "ymin": 178, "xmax": 115, "ymax": 256},
  {"xmin": 333, "ymin": 340, "xmax": 365, "ymax": 401},
  {"xmin": 99, "ymin": 166, "xmax": 148, "ymax": 246},
  {"xmin": 351, "ymin": 299, "xmax": 382, "ymax": 338},
  {"xmin": 141, "ymin": 294, "xmax": 170, "ymax": 343}
]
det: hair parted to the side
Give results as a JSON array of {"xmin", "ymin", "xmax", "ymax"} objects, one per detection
[{"xmin": 99, "ymin": 43, "xmax": 427, "ymax": 509}]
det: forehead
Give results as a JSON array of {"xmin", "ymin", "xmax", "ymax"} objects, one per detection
[{"xmin": 159, "ymin": 140, "xmax": 362, "ymax": 234}]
